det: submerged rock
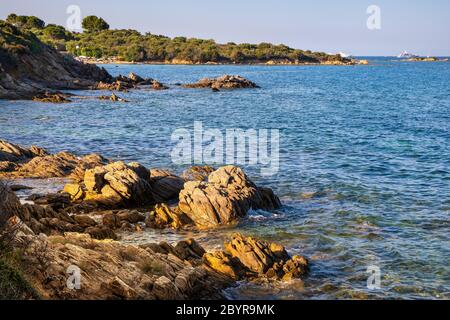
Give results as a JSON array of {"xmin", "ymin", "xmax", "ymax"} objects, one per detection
[
  {"xmin": 32, "ymin": 92, "xmax": 71, "ymax": 103},
  {"xmin": 183, "ymin": 75, "xmax": 259, "ymax": 89},
  {"xmin": 98, "ymin": 92, "xmax": 128, "ymax": 102},
  {"xmin": 178, "ymin": 166, "xmax": 281, "ymax": 228}
]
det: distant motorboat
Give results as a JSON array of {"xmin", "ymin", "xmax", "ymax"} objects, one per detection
[{"xmin": 397, "ymin": 51, "xmax": 419, "ymax": 59}]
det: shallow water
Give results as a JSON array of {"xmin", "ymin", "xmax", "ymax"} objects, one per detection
[{"xmin": 1, "ymin": 58, "xmax": 449, "ymax": 299}]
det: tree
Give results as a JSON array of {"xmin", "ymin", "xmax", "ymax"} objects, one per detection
[
  {"xmin": 25, "ymin": 16, "xmax": 45, "ymax": 29},
  {"xmin": 43, "ymin": 24, "xmax": 69, "ymax": 40},
  {"xmin": 82, "ymin": 16, "xmax": 109, "ymax": 33}
]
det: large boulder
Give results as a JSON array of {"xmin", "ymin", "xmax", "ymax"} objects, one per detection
[
  {"xmin": 128, "ymin": 72, "xmax": 168, "ymax": 90},
  {"xmin": 78, "ymin": 161, "xmax": 154, "ymax": 207},
  {"xmin": 178, "ymin": 166, "xmax": 281, "ymax": 228}
]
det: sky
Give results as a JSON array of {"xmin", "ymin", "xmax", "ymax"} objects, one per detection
[{"xmin": 1, "ymin": 0, "xmax": 449, "ymax": 56}]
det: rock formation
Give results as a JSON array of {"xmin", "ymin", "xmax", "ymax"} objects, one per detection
[
  {"xmin": 183, "ymin": 75, "xmax": 259, "ymax": 90},
  {"xmin": 0, "ymin": 183, "xmax": 117, "ymax": 240},
  {"xmin": 0, "ymin": 140, "xmax": 107, "ymax": 179},
  {"xmin": 32, "ymin": 92, "xmax": 72, "ymax": 103},
  {"xmin": 98, "ymin": 92, "xmax": 128, "ymax": 102},
  {"xmin": 63, "ymin": 161, "xmax": 155, "ymax": 207},
  {"xmin": 0, "ymin": 140, "xmax": 48, "ymax": 163},
  {"xmin": 6, "ymin": 230, "xmax": 230, "ymax": 299},
  {"xmin": 95, "ymin": 72, "xmax": 168, "ymax": 92},
  {"xmin": 3, "ymin": 222, "xmax": 307, "ymax": 299},
  {"xmin": 2, "ymin": 175, "xmax": 306, "ymax": 300},
  {"xmin": 204, "ymin": 234, "xmax": 308, "ymax": 281},
  {"xmin": 145, "ymin": 203, "xmax": 192, "ymax": 230},
  {"xmin": 178, "ymin": 166, "xmax": 281, "ymax": 228},
  {"xmin": 64, "ymin": 164, "xmax": 280, "ymax": 229}
]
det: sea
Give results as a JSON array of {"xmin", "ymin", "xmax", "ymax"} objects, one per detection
[{"xmin": 1, "ymin": 57, "xmax": 449, "ymax": 300}]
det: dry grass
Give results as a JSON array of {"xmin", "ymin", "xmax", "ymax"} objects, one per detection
[
  {"xmin": 138, "ymin": 258, "xmax": 166, "ymax": 276},
  {"xmin": 119, "ymin": 246, "xmax": 141, "ymax": 262}
]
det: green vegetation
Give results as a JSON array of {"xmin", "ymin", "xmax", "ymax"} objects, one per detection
[
  {"xmin": 139, "ymin": 258, "xmax": 166, "ymax": 276},
  {"xmin": 0, "ymin": 254, "xmax": 41, "ymax": 300},
  {"xmin": 6, "ymin": 14, "xmax": 45, "ymax": 30},
  {"xmin": 82, "ymin": 15, "xmax": 110, "ymax": 33},
  {"xmin": 0, "ymin": 182, "xmax": 40, "ymax": 300},
  {"xmin": 1, "ymin": 13, "xmax": 347, "ymax": 64},
  {"xmin": 0, "ymin": 20, "xmax": 43, "ymax": 55}
]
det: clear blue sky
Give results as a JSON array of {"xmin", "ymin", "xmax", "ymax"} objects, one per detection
[{"xmin": 1, "ymin": 0, "xmax": 449, "ymax": 56}]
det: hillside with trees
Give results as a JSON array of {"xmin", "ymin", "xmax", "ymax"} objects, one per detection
[
  {"xmin": 3, "ymin": 14, "xmax": 349, "ymax": 64},
  {"xmin": 0, "ymin": 19, "xmax": 111, "ymax": 99}
]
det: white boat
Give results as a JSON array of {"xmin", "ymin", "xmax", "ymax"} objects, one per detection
[{"xmin": 397, "ymin": 51, "xmax": 419, "ymax": 59}]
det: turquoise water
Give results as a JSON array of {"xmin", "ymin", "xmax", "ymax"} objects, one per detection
[{"xmin": 1, "ymin": 58, "xmax": 449, "ymax": 299}]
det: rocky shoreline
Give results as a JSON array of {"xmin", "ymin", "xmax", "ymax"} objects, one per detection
[
  {"xmin": 0, "ymin": 21, "xmax": 220, "ymax": 101},
  {"xmin": 76, "ymin": 55, "xmax": 369, "ymax": 66},
  {"xmin": 0, "ymin": 139, "xmax": 309, "ymax": 300},
  {"xmin": 0, "ymin": 22, "xmax": 260, "ymax": 102},
  {"xmin": 402, "ymin": 57, "xmax": 449, "ymax": 62},
  {"xmin": 0, "ymin": 20, "xmax": 369, "ymax": 103}
]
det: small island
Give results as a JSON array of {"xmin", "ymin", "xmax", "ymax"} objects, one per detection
[{"xmin": 404, "ymin": 57, "xmax": 448, "ymax": 62}]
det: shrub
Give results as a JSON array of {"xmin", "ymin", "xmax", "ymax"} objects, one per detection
[
  {"xmin": 0, "ymin": 260, "xmax": 40, "ymax": 300},
  {"xmin": 43, "ymin": 24, "xmax": 70, "ymax": 40},
  {"xmin": 139, "ymin": 259, "xmax": 165, "ymax": 276}
]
